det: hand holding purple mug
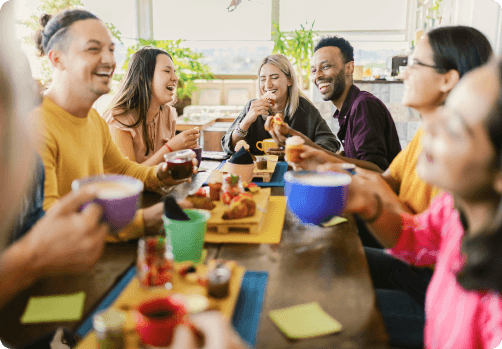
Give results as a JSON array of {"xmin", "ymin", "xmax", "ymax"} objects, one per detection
[{"xmin": 71, "ymin": 174, "xmax": 144, "ymax": 234}]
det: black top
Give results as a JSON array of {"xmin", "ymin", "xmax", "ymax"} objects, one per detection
[{"xmin": 221, "ymin": 97, "xmax": 341, "ymax": 155}]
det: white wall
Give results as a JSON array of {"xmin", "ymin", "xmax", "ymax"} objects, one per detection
[
  {"xmin": 407, "ymin": 0, "xmax": 502, "ymax": 54},
  {"xmin": 451, "ymin": 0, "xmax": 502, "ymax": 53}
]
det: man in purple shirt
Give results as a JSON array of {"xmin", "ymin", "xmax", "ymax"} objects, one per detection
[{"xmin": 311, "ymin": 36, "xmax": 401, "ymax": 171}]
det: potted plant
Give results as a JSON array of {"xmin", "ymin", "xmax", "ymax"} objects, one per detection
[
  {"xmin": 272, "ymin": 21, "xmax": 317, "ymax": 90},
  {"xmin": 427, "ymin": 0, "xmax": 443, "ymax": 27}
]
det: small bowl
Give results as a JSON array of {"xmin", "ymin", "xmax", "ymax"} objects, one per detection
[
  {"xmin": 226, "ymin": 162, "xmax": 255, "ymax": 184},
  {"xmin": 284, "ymin": 171, "xmax": 352, "ymax": 225},
  {"xmin": 71, "ymin": 174, "xmax": 143, "ymax": 233}
]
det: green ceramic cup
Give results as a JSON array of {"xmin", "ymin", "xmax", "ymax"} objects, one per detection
[{"xmin": 162, "ymin": 209, "xmax": 211, "ymax": 263}]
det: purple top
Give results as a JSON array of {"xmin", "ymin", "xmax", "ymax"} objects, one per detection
[{"xmin": 334, "ymin": 85, "xmax": 401, "ymax": 170}]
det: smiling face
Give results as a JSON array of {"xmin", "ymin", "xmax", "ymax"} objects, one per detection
[
  {"xmin": 417, "ymin": 62, "xmax": 500, "ymax": 201},
  {"xmin": 151, "ymin": 54, "xmax": 178, "ymax": 106},
  {"xmin": 259, "ymin": 63, "xmax": 291, "ymax": 107},
  {"xmin": 56, "ymin": 19, "xmax": 116, "ymax": 102},
  {"xmin": 311, "ymin": 46, "xmax": 349, "ymax": 103},
  {"xmin": 401, "ymin": 37, "xmax": 447, "ymax": 113}
]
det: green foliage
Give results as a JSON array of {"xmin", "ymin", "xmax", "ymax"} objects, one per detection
[
  {"xmin": 122, "ymin": 39, "xmax": 213, "ymax": 100},
  {"xmin": 272, "ymin": 21, "xmax": 317, "ymax": 89},
  {"xmin": 21, "ymin": 0, "xmax": 84, "ymax": 84},
  {"xmin": 427, "ymin": 0, "xmax": 443, "ymax": 19},
  {"xmin": 22, "ymin": 0, "xmax": 122, "ymax": 85},
  {"xmin": 106, "ymin": 22, "xmax": 123, "ymax": 45}
]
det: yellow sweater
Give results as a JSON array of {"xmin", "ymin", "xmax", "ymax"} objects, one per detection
[
  {"xmin": 38, "ymin": 97, "xmax": 161, "ymax": 240},
  {"xmin": 389, "ymin": 127, "xmax": 441, "ymax": 214}
]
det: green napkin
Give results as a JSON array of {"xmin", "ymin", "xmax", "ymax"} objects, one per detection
[
  {"xmin": 269, "ymin": 302, "xmax": 342, "ymax": 339},
  {"xmin": 321, "ymin": 216, "xmax": 348, "ymax": 227},
  {"xmin": 21, "ymin": 292, "xmax": 86, "ymax": 323}
]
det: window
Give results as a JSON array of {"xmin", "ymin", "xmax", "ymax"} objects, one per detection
[{"xmin": 152, "ymin": 0, "xmax": 272, "ymax": 41}]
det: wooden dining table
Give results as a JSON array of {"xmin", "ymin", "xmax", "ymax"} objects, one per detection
[
  {"xmin": 0, "ymin": 161, "xmax": 392, "ymax": 349},
  {"xmin": 175, "ymin": 117, "xmax": 216, "ymax": 132}
]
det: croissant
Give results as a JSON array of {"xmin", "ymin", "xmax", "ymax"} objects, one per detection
[{"xmin": 222, "ymin": 196, "xmax": 256, "ymax": 219}]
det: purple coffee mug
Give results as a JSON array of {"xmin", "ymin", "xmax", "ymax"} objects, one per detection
[{"xmin": 71, "ymin": 174, "xmax": 144, "ymax": 233}]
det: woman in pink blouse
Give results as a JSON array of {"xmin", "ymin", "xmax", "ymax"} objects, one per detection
[
  {"xmin": 322, "ymin": 58, "xmax": 502, "ymax": 348},
  {"xmin": 104, "ymin": 46, "xmax": 200, "ymax": 166}
]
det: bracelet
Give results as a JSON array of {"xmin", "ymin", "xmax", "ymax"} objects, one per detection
[
  {"xmin": 165, "ymin": 143, "xmax": 172, "ymax": 152},
  {"xmin": 236, "ymin": 125, "xmax": 248, "ymax": 137},
  {"xmin": 364, "ymin": 194, "xmax": 383, "ymax": 224}
]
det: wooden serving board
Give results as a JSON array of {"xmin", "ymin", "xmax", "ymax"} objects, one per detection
[
  {"xmin": 76, "ymin": 263, "xmax": 245, "ymax": 349},
  {"xmin": 221, "ymin": 155, "xmax": 278, "ymax": 183},
  {"xmin": 206, "ymin": 188, "xmax": 271, "ymax": 234}
]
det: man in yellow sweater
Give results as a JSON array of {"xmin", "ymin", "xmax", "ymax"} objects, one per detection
[{"xmin": 35, "ymin": 9, "xmax": 194, "ymax": 240}]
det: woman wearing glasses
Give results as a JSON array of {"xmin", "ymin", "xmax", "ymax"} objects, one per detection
[{"xmin": 291, "ymin": 26, "xmax": 493, "ymax": 348}]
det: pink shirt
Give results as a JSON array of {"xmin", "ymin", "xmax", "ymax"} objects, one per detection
[
  {"xmin": 388, "ymin": 193, "xmax": 502, "ymax": 349},
  {"xmin": 104, "ymin": 104, "xmax": 177, "ymax": 164}
]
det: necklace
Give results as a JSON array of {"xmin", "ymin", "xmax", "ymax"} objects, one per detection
[{"xmin": 146, "ymin": 110, "xmax": 160, "ymax": 126}]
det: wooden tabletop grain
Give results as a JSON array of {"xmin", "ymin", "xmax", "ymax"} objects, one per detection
[{"xmin": 0, "ymin": 163, "xmax": 390, "ymax": 348}]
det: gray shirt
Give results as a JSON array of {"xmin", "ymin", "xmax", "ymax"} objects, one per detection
[{"xmin": 222, "ymin": 97, "xmax": 340, "ymax": 154}]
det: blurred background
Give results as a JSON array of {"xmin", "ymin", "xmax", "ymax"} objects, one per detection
[{"xmin": 7, "ymin": 0, "xmax": 502, "ymax": 150}]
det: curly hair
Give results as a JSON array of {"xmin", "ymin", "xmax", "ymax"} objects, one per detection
[
  {"xmin": 314, "ymin": 36, "xmax": 354, "ymax": 63},
  {"xmin": 34, "ymin": 9, "xmax": 98, "ymax": 56}
]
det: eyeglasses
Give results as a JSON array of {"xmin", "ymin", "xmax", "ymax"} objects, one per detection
[{"xmin": 407, "ymin": 57, "xmax": 441, "ymax": 70}]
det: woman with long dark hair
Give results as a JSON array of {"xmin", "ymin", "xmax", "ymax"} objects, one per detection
[
  {"xmin": 104, "ymin": 46, "xmax": 199, "ymax": 166},
  {"xmin": 330, "ymin": 56, "xmax": 502, "ymax": 348}
]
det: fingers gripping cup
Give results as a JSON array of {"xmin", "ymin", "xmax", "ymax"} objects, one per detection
[
  {"xmin": 71, "ymin": 174, "xmax": 144, "ymax": 234},
  {"xmin": 284, "ymin": 171, "xmax": 352, "ymax": 225},
  {"xmin": 163, "ymin": 149, "xmax": 195, "ymax": 180},
  {"xmin": 285, "ymin": 136, "xmax": 305, "ymax": 163}
]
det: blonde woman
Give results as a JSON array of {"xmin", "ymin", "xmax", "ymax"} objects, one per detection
[{"xmin": 222, "ymin": 54, "xmax": 340, "ymax": 155}]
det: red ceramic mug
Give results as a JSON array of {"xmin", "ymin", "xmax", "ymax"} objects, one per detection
[{"xmin": 134, "ymin": 297, "xmax": 192, "ymax": 347}]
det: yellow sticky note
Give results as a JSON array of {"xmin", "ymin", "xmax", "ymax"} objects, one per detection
[
  {"xmin": 21, "ymin": 292, "xmax": 86, "ymax": 323},
  {"xmin": 269, "ymin": 302, "xmax": 342, "ymax": 339},
  {"xmin": 321, "ymin": 216, "xmax": 348, "ymax": 227}
]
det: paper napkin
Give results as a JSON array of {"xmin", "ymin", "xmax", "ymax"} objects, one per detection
[
  {"xmin": 269, "ymin": 302, "xmax": 342, "ymax": 339},
  {"xmin": 21, "ymin": 292, "xmax": 86, "ymax": 323}
]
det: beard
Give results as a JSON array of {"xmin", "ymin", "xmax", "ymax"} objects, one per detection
[{"xmin": 321, "ymin": 67, "xmax": 346, "ymax": 102}]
